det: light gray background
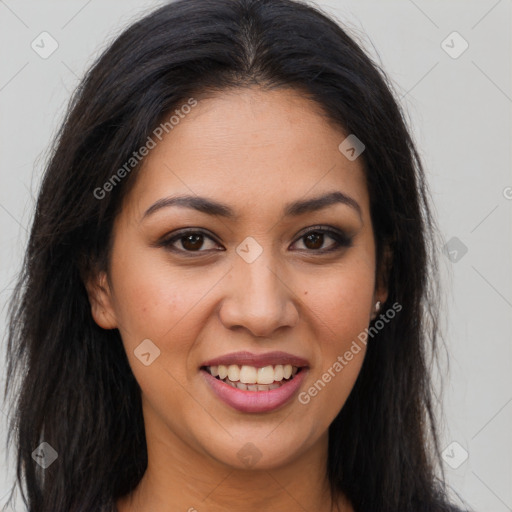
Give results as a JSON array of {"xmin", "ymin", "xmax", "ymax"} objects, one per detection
[{"xmin": 0, "ymin": 1, "xmax": 511, "ymax": 511}]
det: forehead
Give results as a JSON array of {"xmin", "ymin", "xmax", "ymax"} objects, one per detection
[{"xmin": 125, "ymin": 87, "xmax": 370, "ymax": 222}]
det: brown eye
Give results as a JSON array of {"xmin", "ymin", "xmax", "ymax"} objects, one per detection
[
  {"xmin": 180, "ymin": 233, "xmax": 206, "ymax": 251},
  {"xmin": 291, "ymin": 227, "xmax": 353, "ymax": 253},
  {"xmin": 303, "ymin": 231, "xmax": 324, "ymax": 250},
  {"xmin": 158, "ymin": 226, "xmax": 352, "ymax": 256},
  {"xmin": 160, "ymin": 229, "xmax": 222, "ymax": 254}
]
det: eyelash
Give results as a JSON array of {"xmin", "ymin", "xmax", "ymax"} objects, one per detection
[{"xmin": 158, "ymin": 225, "xmax": 353, "ymax": 256}]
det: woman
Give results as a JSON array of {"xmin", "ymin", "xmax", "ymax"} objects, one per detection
[{"xmin": 3, "ymin": 0, "xmax": 469, "ymax": 510}]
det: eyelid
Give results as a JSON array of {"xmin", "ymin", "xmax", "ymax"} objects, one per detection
[
  {"xmin": 293, "ymin": 224, "xmax": 348, "ymax": 241},
  {"xmin": 158, "ymin": 228, "xmax": 223, "ymax": 252},
  {"xmin": 290, "ymin": 225, "xmax": 353, "ymax": 251},
  {"xmin": 158, "ymin": 225, "xmax": 353, "ymax": 255}
]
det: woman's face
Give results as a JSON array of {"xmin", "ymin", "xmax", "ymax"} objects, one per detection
[{"xmin": 89, "ymin": 87, "xmax": 386, "ymax": 471}]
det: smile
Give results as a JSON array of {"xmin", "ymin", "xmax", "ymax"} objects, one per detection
[
  {"xmin": 203, "ymin": 363, "xmax": 300, "ymax": 391},
  {"xmin": 199, "ymin": 351, "xmax": 310, "ymax": 413}
]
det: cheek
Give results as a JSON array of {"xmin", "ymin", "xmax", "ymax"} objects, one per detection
[
  {"xmin": 305, "ymin": 260, "xmax": 375, "ymax": 344},
  {"xmin": 108, "ymin": 246, "xmax": 203, "ymax": 349},
  {"xmin": 299, "ymin": 256, "xmax": 374, "ymax": 403},
  {"xmin": 297, "ymin": 268, "xmax": 372, "ymax": 427},
  {"xmin": 108, "ymin": 259, "xmax": 209, "ymax": 396}
]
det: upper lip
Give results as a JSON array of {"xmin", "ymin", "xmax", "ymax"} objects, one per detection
[{"xmin": 201, "ymin": 350, "xmax": 310, "ymax": 368}]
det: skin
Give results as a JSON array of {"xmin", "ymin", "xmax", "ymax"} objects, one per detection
[{"xmin": 86, "ymin": 86, "xmax": 388, "ymax": 512}]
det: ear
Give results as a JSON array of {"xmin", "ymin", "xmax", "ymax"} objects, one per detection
[
  {"xmin": 85, "ymin": 270, "xmax": 118, "ymax": 330},
  {"xmin": 371, "ymin": 243, "xmax": 393, "ymax": 318}
]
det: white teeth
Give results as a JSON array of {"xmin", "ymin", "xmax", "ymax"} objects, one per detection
[
  {"xmin": 218, "ymin": 377, "xmax": 290, "ymax": 391},
  {"xmin": 239, "ymin": 365, "xmax": 258, "ymax": 384},
  {"xmin": 273, "ymin": 364, "xmax": 284, "ymax": 381},
  {"xmin": 257, "ymin": 366, "xmax": 275, "ymax": 384},
  {"xmin": 218, "ymin": 365, "xmax": 228, "ymax": 379},
  {"xmin": 205, "ymin": 363, "xmax": 301, "ymax": 387},
  {"xmin": 227, "ymin": 365, "xmax": 240, "ymax": 381}
]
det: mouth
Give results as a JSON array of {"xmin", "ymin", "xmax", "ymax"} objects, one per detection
[
  {"xmin": 200, "ymin": 363, "xmax": 303, "ymax": 391},
  {"xmin": 199, "ymin": 351, "xmax": 310, "ymax": 413}
]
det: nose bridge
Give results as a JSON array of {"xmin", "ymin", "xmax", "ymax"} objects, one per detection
[{"xmin": 219, "ymin": 239, "xmax": 298, "ymax": 336}]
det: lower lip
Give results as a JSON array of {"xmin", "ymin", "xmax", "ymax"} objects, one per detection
[{"xmin": 201, "ymin": 368, "xmax": 308, "ymax": 413}]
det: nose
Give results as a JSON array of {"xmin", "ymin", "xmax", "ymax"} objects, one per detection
[{"xmin": 218, "ymin": 251, "xmax": 300, "ymax": 338}]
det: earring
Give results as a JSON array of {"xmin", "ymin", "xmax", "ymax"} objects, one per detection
[{"xmin": 371, "ymin": 300, "xmax": 381, "ymax": 321}]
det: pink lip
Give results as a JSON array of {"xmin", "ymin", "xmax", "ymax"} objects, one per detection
[
  {"xmin": 200, "ymin": 350, "xmax": 310, "ymax": 368},
  {"xmin": 201, "ymin": 367, "xmax": 308, "ymax": 413}
]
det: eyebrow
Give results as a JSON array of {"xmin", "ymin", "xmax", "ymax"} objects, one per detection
[{"xmin": 142, "ymin": 191, "xmax": 362, "ymax": 221}]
